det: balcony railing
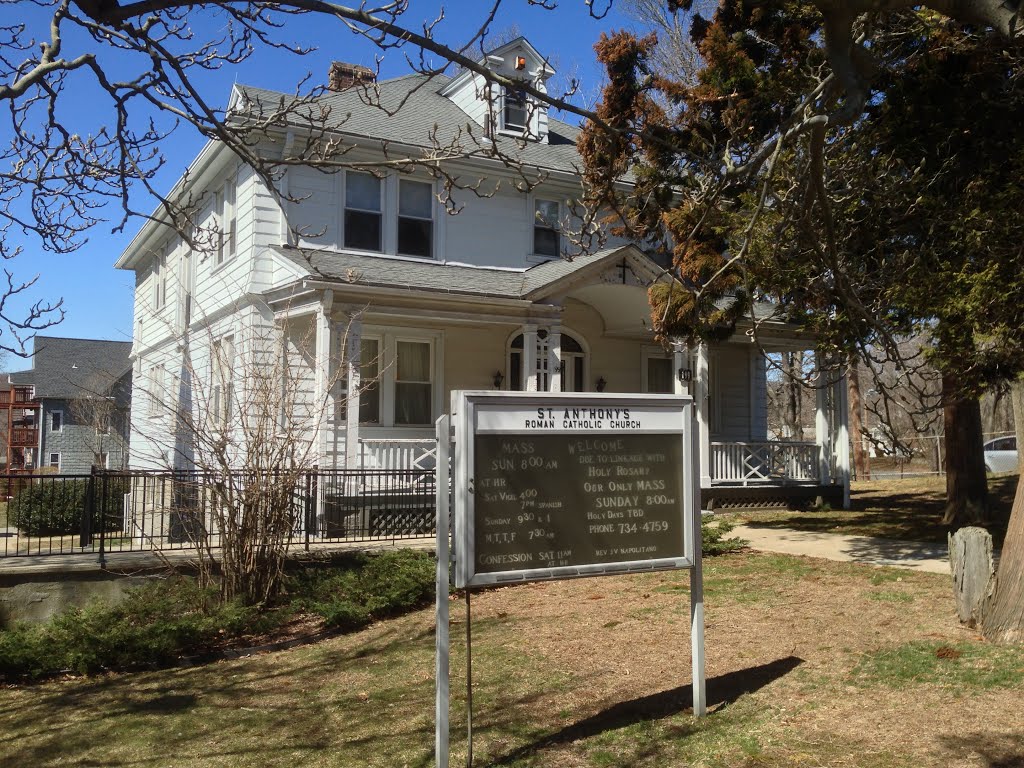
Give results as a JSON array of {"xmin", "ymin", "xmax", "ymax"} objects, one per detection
[
  {"xmin": 711, "ymin": 440, "xmax": 822, "ymax": 486},
  {"xmin": 9, "ymin": 427, "xmax": 39, "ymax": 447}
]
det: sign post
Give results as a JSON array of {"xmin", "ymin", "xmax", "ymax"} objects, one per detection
[{"xmin": 436, "ymin": 392, "xmax": 705, "ymax": 767}]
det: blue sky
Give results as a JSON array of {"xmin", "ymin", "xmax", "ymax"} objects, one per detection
[{"xmin": 6, "ymin": 1, "xmax": 637, "ymax": 351}]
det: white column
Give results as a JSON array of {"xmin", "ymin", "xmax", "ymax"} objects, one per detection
[
  {"xmin": 522, "ymin": 325, "xmax": 538, "ymax": 392},
  {"xmin": 344, "ymin": 316, "xmax": 363, "ymax": 471},
  {"xmin": 313, "ymin": 290, "xmax": 333, "ymax": 467},
  {"xmin": 834, "ymin": 365, "xmax": 851, "ymax": 509},
  {"xmin": 671, "ymin": 341, "xmax": 687, "ymax": 396},
  {"xmin": 547, "ymin": 325, "xmax": 562, "ymax": 392},
  {"xmin": 694, "ymin": 343, "xmax": 712, "ymax": 489},
  {"xmin": 815, "ymin": 353, "xmax": 832, "ymax": 485}
]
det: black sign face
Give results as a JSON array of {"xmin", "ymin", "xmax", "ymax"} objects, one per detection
[{"xmin": 472, "ymin": 433, "xmax": 686, "ymax": 574}]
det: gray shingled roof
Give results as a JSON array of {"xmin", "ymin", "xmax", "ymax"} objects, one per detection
[
  {"xmin": 8, "ymin": 336, "xmax": 132, "ymax": 400},
  {"xmin": 273, "ymin": 245, "xmax": 640, "ymax": 300},
  {"xmin": 234, "ymin": 73, "xmax": 587, "ymax": 175}
]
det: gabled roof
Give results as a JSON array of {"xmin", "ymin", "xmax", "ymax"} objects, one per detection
[
  {"xmin": 8, "ymin": 336, "xmax": 132, "ymax": 400},
  {"xmin": 272, "ymin": 244, "xmax": 660, "ymax": 302},
  {"xmin": 232, "ymin": 72, "xmax": 584, "ymax": 176}
]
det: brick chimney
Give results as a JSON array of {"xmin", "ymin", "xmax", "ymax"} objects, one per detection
[{"xmin": 328, "ymin": 62, "xmax": 375, "ymax": 91}]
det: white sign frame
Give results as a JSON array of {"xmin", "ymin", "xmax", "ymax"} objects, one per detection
[{"xmin": 452, "ymin": 391, "xmax": 697, "ymax": 590}]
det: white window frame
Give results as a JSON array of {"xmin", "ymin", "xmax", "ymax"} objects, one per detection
[
  {"xmin": 500, "ymin": 84, "xmax": 531, "ymax": 136},
  {"xmin": 48, "ymin": 452, "xmax": 60, "ymax": 471},
  {"xmin": 396, "ymin": 177, "xmax": 436, "ymax": 259},
  {"xmin": 641, "ymin": 346, "xmax": 674, "ymax": 394},
  {"xmin": 358, "ymin": 328, "xmax": 443, "ymax": 431},
  {"xmin": 213, "ymin": 178, "xmax": 236, "ymax": 268},
  {"xmin": 211, "ymin": 335, "xmax": 235, "ymax": 426},
  {"xmin": 343, "ymin": 170, "xmax": 384, "ymax": 253},
  {"xmin": 153, "ymin": 244, "xmax": 171, "ymax": 312},
  {"xmin": 528, "ymin": 195, "xmax": 562, "ymax": 263},
  {"xmin": 50, "ymin": 410, "xmax": 63, "ymax": 433},
  {"xmin": 148, "ymin": 366, "xmax": 164, "ymax": 419}
]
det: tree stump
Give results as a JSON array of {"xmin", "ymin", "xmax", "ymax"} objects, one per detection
[{"xmin": 948, "ymin": 527, "xmax": 995, "ymax": 627}]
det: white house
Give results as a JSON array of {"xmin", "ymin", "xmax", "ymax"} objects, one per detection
[{"xmin": 115, "ymin": 38, "xmax": 850, "ymax": 511}]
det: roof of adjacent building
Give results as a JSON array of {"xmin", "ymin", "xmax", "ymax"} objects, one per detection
[
  {"xmin": 7, "ymin": 336, "xmax": 133, "ymax": 399},
  {"xmin": 233, "ymin": 72, "xmax": 587, "ymax": 176}
]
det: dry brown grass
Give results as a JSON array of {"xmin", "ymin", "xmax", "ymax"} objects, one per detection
[{"xmin": 1, "ymin": 551, "xmax": 1022, "ymax": 767}]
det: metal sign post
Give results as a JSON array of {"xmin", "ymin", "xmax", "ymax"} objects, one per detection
[{"xmin": 435, "ymin": 414, "xmax": 451, "ymax": 768}]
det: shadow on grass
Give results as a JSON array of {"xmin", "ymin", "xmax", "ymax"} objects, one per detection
[
  {"xmin": 941, "ymin": 732, "xmax": 1024, "ymax": 768},
  {"xmin": 487, "ymin": 655, "xmax": 803, "ymax": 766},
  {"xmin": 739, "ymin": 474, "xmax": 1017, "ymax": 550}
]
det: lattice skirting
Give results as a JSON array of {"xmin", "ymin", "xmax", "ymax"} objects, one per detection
[{"xmin": 702, "ymin": 485, "xmax": 843, "ymax": 512}]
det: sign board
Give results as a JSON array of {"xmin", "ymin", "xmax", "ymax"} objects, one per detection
[{"xmin": 453, "ymin": 392, "xmax": 696, "ymax": 589}]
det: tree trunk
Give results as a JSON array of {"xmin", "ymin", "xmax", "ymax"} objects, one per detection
[
  {"xmin": 1012, "ymin": 377, "xmax": 1024, "ymax": 474},
  {"xmin": 784, "ymin": 351, "xmax": 803, "ymax": 440},
  {"xmin": 980, "ymin": 474, "xmax": 1024, "ymax": 642},
  {"xmin": 942, "ymin": 371, "xmax": 989, "ymax": 527},
  {"xmin": 849, "ymin": 357, "xmax": 870, "ymax": 480}
]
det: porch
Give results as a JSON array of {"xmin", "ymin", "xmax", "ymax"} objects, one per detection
[{"xmin": 269, "ymin": 245, "xmax": 850, "ymax": 509}]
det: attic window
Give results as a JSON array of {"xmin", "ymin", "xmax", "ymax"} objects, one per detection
[{"xmin": 503, "ymin": 87, "xmax": 529, "ymax": 134}]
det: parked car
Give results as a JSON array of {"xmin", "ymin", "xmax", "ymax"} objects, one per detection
[{"xmin": 983, "ymin": 435, "xmax": 1018, "ymax": 473}]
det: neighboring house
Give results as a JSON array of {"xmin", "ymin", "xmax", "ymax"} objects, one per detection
[
  {"xmin": 7, "ymin": 336, "xmax": 132, "ymax": 474},
  {"xmin": 115, "ymin": 38, "xmax": 850, "ymax": 509}
]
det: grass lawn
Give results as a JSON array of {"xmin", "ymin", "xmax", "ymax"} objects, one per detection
[
  {"xmin": 729, "ymin": 473, "xmax": 1019, "ymax": 548},
  {"xmin": 1, "ymin": 552, "xmax": 1022, "ymax": 767}
]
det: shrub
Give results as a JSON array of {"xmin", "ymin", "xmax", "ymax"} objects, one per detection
[
  {"xmin": 0, "ymin": 551, "xmax": 437, "ymax": 681},
  {"xmin": 9, "ymin": 478, "xmax": 126, "ymax": 536},
  {"xmin": 288, "ymin": 550, "xmax": 435, "ymax": 631},
  {"xmin": 702, "ymin": 515, "xmax": 747, "ymax": 556}
]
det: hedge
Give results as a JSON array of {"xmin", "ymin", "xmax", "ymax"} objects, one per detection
[{"xmin": 9, "ymin": 478, "xmax": 126, "ymax": 537}]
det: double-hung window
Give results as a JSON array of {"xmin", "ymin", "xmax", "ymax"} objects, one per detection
[
  {"xmin": 212, "ymin": 336, "xmax": 235, "ymax": 425},
  {"xmin": 50, "ymin": 410, "xmax": 63, "ymax": 432},
  {"xmin": 214, "ymin": 181, "xmax": 236, "ymax": 266},
  {"xmin": 358, "ymin": 338, "xmax": 381, "ymax": 425},
  {"xmin": 503, "ymin": 87, "xmax": 529, "ymax": 133},
  {"xmin": 397, "ymin": 179, "xmax": 434, "ymax": 258},
  {"xmin": 344, "ymin": 172, "xmax": 383, "ymax": 251},
  {"xmin": 357, "ymin": 333, "xmax": 437, "ymax": 427},
  {"xmin": 394, "ymin": 340, "xmax": 431, "ymax": 425},
  {"xmin": 533, "ymin": 199, "xmax": 560, "ymax": 258}
]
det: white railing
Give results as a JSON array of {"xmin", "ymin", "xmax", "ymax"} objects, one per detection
[
  {"xmin": 358, "ymin": 438, "xmax": 437, "ymax": 473},
  {"xmin": 711, "ymin": 441, "xmax": 821, "ymax": 486}
]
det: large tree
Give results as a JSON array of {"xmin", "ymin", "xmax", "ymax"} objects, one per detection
[{"xmin": 578, "ymin": 9, "xmax": 1024, "ymax": 639}]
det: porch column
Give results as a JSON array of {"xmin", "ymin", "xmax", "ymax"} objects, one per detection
[
  {"xmin": 833, "ymin": 365, "xmax": 851, "ymax": 509},
  {"xmin": 694, "ymin": 343, "xmax": 712, "ymax": 489},
  {"xmin": 344, "ymin": 316, "xmax": 363, "ymax": 471},
  {"xmin": 314, "ymin": 290, "xmax": 334, "ymax": 466},
  {"xmin": 671, "ymin": 342, "xmax": 687, "ymax": 396},
  {"xmin": 547, "ymin": 325, "xmax": 562, "ymax": 392},
  {"xmin": 814, "ymin": 353, "xmax": 832, "ymax": 485},
  {"xmin": 522, "ymin": 325, "xmax": 538, "ymax": 392}
]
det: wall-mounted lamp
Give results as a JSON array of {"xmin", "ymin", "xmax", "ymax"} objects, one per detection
[
  {"xmin": 678, "ymin": 367, "xmax": 693, "ymax": 383},
  {"xmin": 492, "ymin": 371, "xmax": 504, "ymax": 389},
  {"xmin": 595, "ymin": 377, "xmax": 607, "ymax": 392}
]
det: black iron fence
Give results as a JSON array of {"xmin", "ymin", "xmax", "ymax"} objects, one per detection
[{"xmin": 0, "ymin": 467, "xmax": 436, "ymax": 561}]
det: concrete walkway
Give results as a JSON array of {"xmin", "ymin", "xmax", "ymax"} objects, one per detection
[{"xmin": 732, "ymin": 524, "xmax": 952, "ymax": 574}]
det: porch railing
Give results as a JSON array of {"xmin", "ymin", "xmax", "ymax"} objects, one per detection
[
  {"xmin": 358, "ymin": 438, "xmax": 436, "ymax": 473},
  {"xmin": 710, "ymin": 440, "xmax": 821, "ymax": 486}
]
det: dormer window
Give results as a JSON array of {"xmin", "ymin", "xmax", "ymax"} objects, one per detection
[{"xmin": 502, "ymin": 86, "xmax": 529, "ymax": 134}]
